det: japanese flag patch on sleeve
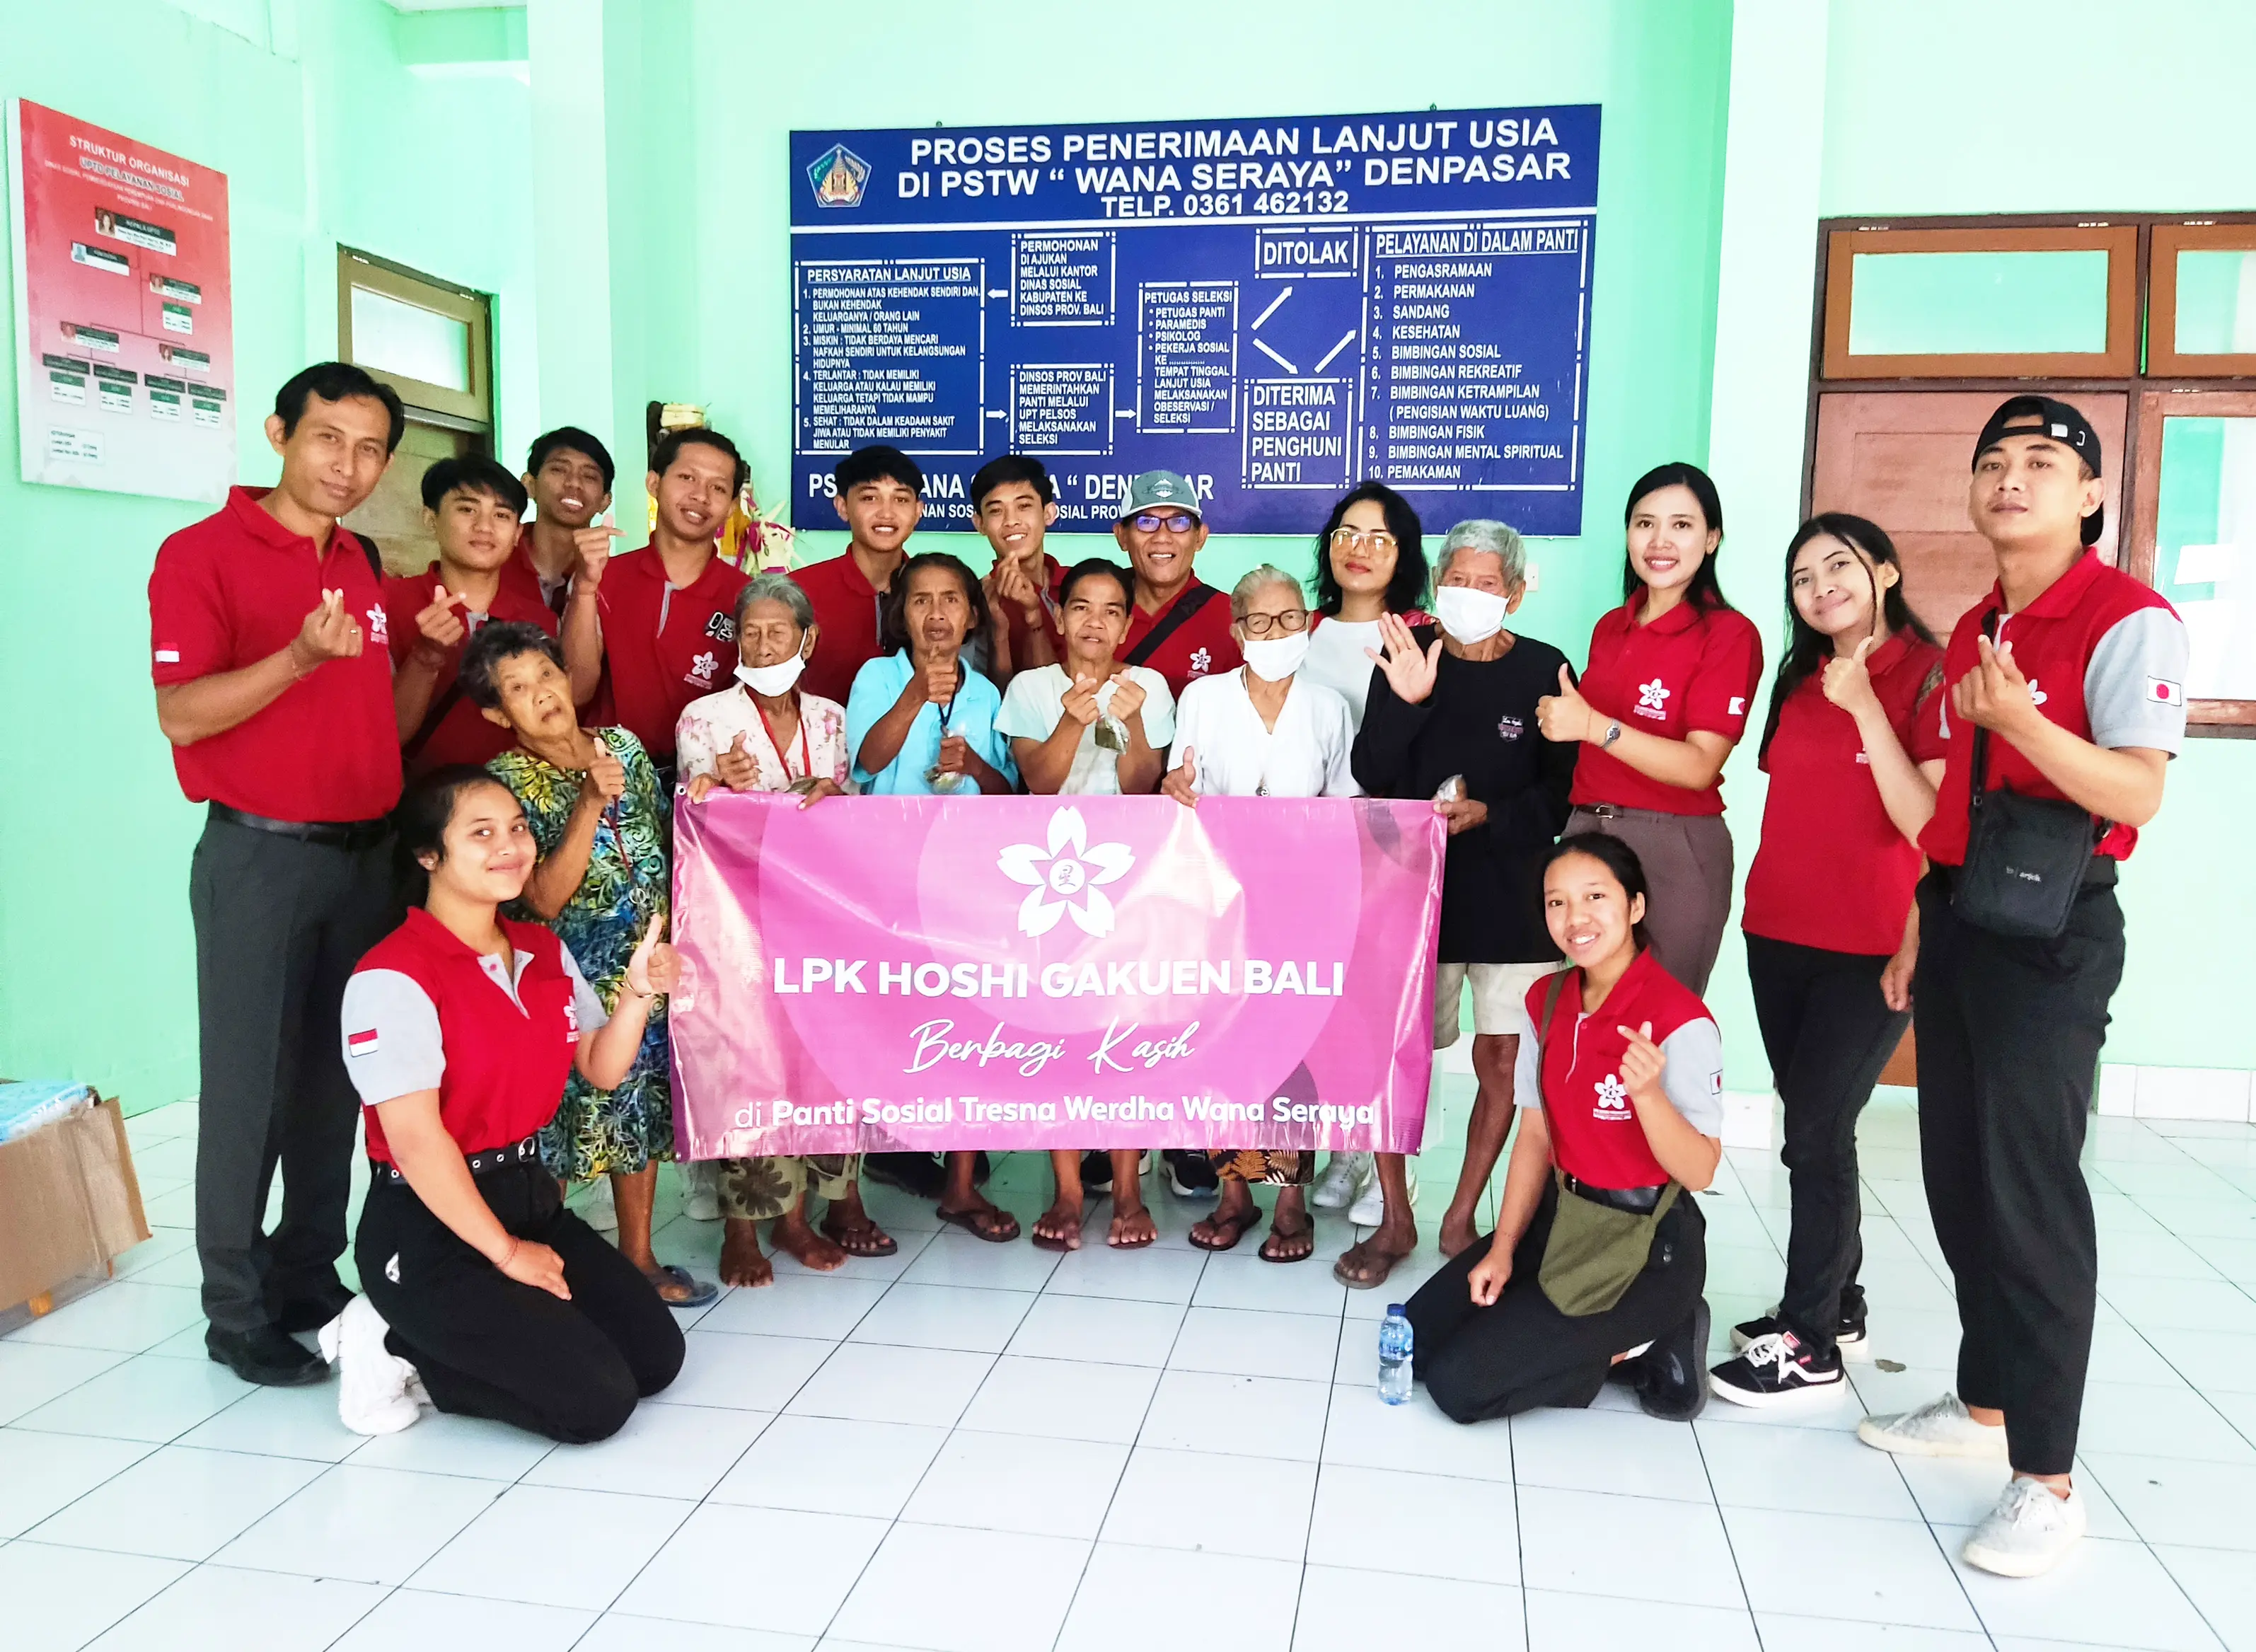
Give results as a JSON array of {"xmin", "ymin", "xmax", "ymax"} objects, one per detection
[
  {"xmin": 2146, "ymin": 676, "xmax": 2184, "ymax": 706},
  {"xmin": 347, "ymin": 1028, "xmax": 381, "ymax": 1058}
]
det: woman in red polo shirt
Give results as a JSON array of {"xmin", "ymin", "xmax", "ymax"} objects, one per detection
[
  {"xmin": 1711, "ymin": 515, "xmax": 1945, "ymax": 1408},
  {"xmin": 1404, "ymin": 833, "xmax": 1722, "ymax": 1423},
  {"xmin": 1537, "ymin": 463, "xmax": 1762, "ymax": 994},
  {"xmin": 323, "ymin": 766, "xmax": 685, "ymax": 1443}
]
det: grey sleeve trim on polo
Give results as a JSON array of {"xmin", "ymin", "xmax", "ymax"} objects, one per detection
[
  {"xmin": 1658, "ymin": 1017, "xmax": 1726, "ymax": 1138},
  {"xmin": 558, "ymin": 943, "xmax": 611, "ymax": 1032},
  {"xmin": 339, "ymin": 969, "xmax": 445, "ymax": 1107},
  {"xmin": 2086, "ymin": 606, "xmax": 2190, "ymax": 755},
  {"xmin": 1514, "ymin": 1026, "xmax": 1541, "ymax": 1110}
]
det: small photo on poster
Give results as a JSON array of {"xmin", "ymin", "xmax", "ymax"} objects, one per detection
[
  {"xmin": 61, "ymin": 321, "xmax": 121, "ymax": 353},
  {"xmin": 150, "ymin": 274, "xmax": 201, "ymax": 304},
  {"xmin": 70, "ymin": 241, "xmax": 130, "ymax": 275}
]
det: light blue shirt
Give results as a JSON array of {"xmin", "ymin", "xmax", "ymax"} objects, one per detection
[{"xmin": 845, "ymin": 652, "xmax": 1021, "ymax": 795}]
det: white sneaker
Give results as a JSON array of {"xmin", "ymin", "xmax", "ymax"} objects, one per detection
[
  {"xmin": 1311, "ymin": 1153, "xmax": 1370, "ymax": 1211},
  {"xmin": 1962, "ymin": 1479, "xmax": 2087, "ymax": 1577},
  {"xmin": 319, "ymin": 1297, "xmax": 423, "ymax": 1436},
  {"xmin": 681, "ymin": 1161, "xmax": 722, "ymax": 1223},
  {"xmin": 1856, "ymin": 1392, "xmax": 2009, "ymax": 1459},
  {"xmin": 1348, "ymin": 1162, "xmax": 1412, "ymax": 1228},
  {"xmin": 581, "ymin": 1175, "xmax": 618, "ymax": 1232}
]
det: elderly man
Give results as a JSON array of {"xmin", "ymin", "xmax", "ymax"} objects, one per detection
[{"xmin": 1340, "ymin": 520, "xmax": 1578, "ymax": 1289}]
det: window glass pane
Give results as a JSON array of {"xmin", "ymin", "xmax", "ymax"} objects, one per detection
[
  {"xmin": 2156, "ymin": 415, "xmax": 2256, "ymax": 700},
  {"xmin": 349, "ymin": 286, "xmax": 469, "ymax": 392},
  {"xmin": 2173, "ymin": 250, "xmax": 2256, "ymax": 354},
  {"xmin": 1847, "ymin": 250, "xmax": 2110, "ymax": 355}
]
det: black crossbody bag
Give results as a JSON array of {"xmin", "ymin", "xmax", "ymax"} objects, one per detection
[
  {"xmin": 1951, "ymin": 613, "xmax": 2105, "ymax": 940},
  {"xmin": 1123, "ymin": 584, "xmax": 1217, "ymax": 669}
]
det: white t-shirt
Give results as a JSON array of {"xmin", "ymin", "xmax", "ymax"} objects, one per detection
[
  {"xmin": 1302, "ymin": 616, "xmax": 1384, "ymax": 728},
  {"xmin": 1168, "ymin": 669, "xmax": 1360, "ymax": 799},
  {"xmin": 995, "ymin": 663, "xmax": 1176, "ymax": 795}
]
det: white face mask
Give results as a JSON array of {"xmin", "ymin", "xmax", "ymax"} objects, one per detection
[
  {"xmin": 736, "ymin": 654, "xmax": 806, "ymax": 697},
  {"xmin": 1435, "ymin": 584, "xmax": 1509, "ymax": 645},
  {"xmin": 1242, "ymin": 632, "xmax": 1310, "ymax": 681}
]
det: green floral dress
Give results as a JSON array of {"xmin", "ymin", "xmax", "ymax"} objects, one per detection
[{"xmin": 487, "ymin": 727, "xmax": 673, "ymax": 1179}]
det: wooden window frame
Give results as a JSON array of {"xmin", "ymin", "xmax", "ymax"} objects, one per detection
[
  {"xmin": 1821, "ymin": 224, "xmax": 2140, "ymax": 380},
  {"xmin": 335, "ymin": 247, "xmax": 492, "ymax": 429},
  {"xmin": 2127, "ymin": 388, "xmax": 2256, "ymax": 728},
  {"xmin": 2147, "ymin": 223, "xmax": 2256, "ymax": 379}
]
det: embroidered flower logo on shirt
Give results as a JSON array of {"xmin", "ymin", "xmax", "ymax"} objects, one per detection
[
  {"xmin": 997, "ymin": 806, "xmax": 1135, "ymax": 937},
  {"xmin": 366, "ymin": 603, "xmax": 389, "ymax": 646},
  {"xmin": 1635, "ymin": 678, "xmax": 1670, "ymax": 715},
  {"xmin": 1188, "ymin": 647, "xmax": 1213, "ymax": 676},
  {"xmin": 1593, "ymin": 1073, "xmax": 1633, "ymax": 1118},
  {"xmin": 687, "ymin": 651, "xmax": 719, "ymax": 686},
  {"xmin": 2025, "ymin": 677, "xmax": 2047, "ymax": 707}
]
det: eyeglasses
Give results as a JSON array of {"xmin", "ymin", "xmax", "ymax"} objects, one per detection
[
  {"xmin": 1328, "ymin": 528, "xmax": 1399, "ymax": 553},
  {"xmin": 1236, "ymin": 608, "xmax": 1309, "ymax": 637},
  {"xmin": 1130, "ymin": 511, "xmax": 1198, "ymax": 535}
]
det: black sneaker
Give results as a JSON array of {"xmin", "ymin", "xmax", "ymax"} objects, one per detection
[
  {"xmin": 863, "ymin": 1153, "xmax": 947, "ymax": 1198},
  {"xmin": 1709, "ymin": 1329, "xmax": 1846, "ymax": 1408},
  {"xmin": 1079, "ymin": 1150, "xmax": 1114, "ymax": 1191},
  {"xmin": 1731, "ymin": 1302, "xmax": 1869, "ymax": 1361},
  {"xmin": 207, "ymin": 1323, "xmax": 328, "ymax": 1387},
  {"xmin": 1633, "ymin": 1298, "xmax": 1710, "ymax": 1422},
  {"xmin": 1164, "ymin": 1149, "xmax": 1219, "ymax": 1199}
]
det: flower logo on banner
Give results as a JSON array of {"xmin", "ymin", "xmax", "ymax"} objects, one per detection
[{"xmin": 997, "ymin": 807, "xmax": 1135, "ymax": 937}]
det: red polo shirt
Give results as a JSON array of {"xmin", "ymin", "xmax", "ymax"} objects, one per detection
[
  {"xmin": 1570, "ymin": 598, "xmax": 1764, "ymax": 815},
  {"xmin": 1527, "ymin": 950, "xmax": 1718, "ymax": 1191},
  {"xmin": 148, "ymin": 485, "xmax": 401, "ymax": 823},
  {"xmin": 593, "ymin": 545, "xmax": 748, "ymax": 763},
  {"xmin": 506, "ymin": 523, "xmax": 570, "ymax": 618},
  {"xmin": 1742, "ymin": 633, "xmax": 1948, "ymax": 955},
  {"xmin": 1121, "ymin": 579, "xmax": 1242, "ymax": 699},
  {"xmin": 381, "ymin": 562, "xmax": 560, "ymax": 778},
  {"xmin": 1919, "ymin": 553, "xmax": 2188, "ymax": 867},
  {"xmin": 792, "ymin": 550, "xmax": 891, "ymax": 706}
]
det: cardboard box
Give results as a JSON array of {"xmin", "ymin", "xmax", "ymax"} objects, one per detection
[{"xmin": 0, "ymin": 1097, "xmax": 151, "ymax": 1315}]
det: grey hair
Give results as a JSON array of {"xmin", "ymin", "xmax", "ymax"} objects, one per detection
[
  {"xmin": 1229, "ymin": 563, "xmax": 1305, "ymax": 617},
  {"xmin": 1437, "ymin": 519, "xmax": 1527, "ymax": 586},
  {"xmin": 736, "ymin": 571, "xmax": 814, "ymax": 633}
]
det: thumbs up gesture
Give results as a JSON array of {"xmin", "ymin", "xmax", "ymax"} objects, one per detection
[
  {"xmin": 624, "ymin": 913, "xmax": 680, "ymax": 998},
  {"xmin": 1536, "ymin": 664, "xmax": 1595, "ymax": 744},
  {"xmin": 1162, "ymin": 744, "xmax": 1201, "ymax": 809},
  {"xmin": 1821, "ymin": 633, "xmax": 1882, "ymax": 719},
  {"xmin": 714, "ymin": 729, "xmax": 758, "ymax": 792}
]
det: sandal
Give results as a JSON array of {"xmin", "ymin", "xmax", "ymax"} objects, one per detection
[
  {"xmin": 1332, "ymin": 1236, "xmax": 1411, "ymax": 1290},
  {"xmin": 642, "ymin": 1263, "xmax": 719, "ymax": 1308},
  {"xmin": 1260, "ymin": 1218, "xmax": 1316, "ymax": 1264},
  {"xmin": 935, "ymin": 1204, "xmax": 1021, "ymax": 1244},
  {"xmin": 1190, "ymin": 1207, "xmax": 1261, "ymax": 1252},
  {"xmin": 820, "ymin": 1216, "xmax": 899, "ymax": 1258}
]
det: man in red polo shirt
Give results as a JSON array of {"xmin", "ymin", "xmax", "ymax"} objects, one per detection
[
  {"xmin": 794, "ymin": 444, "xmax": 925, "ymax": 704},
  {"xmin": 1116, "ymin": 470, "xmax": 1242, "ymax": 699},
  {"xmin": 512, "ymin": 425, "xmax": 618, "ymax": 620},
  {"xmin": 1856, "ymin": 397, "xmax": 2187, "ymax": 1578},
  {"xmin": 387, "ymin": 454, "xmax": 559, "ymax": 777},
  {"xmin": 562, "ymin": 426, "xmax": 749, "ymax": 780},
  {"xmin": 972, "ymin": 452, "xmax": 1063, "ymax": 683},
  {"xmin": 149, "ymin": 362, "xmax": 407, "ymax": 1387}
]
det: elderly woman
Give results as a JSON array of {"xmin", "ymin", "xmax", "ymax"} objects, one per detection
[
  {"xmin": 1162, "ymin": 565, "xmax": 1357, "ymax": 1262},
  {"xmin": 676, "ymin": 573, "xmax": 896, "ymax": 1286},
  {"xmin": 463, "ymin": 622, "xmax": 715, "ymax": 1307},
  {"xmin": 1343, "ymin": 521, "xmax": 1576, "ymax": 1289}
]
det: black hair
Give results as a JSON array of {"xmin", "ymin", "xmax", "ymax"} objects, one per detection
[
  {"xmin": 1312, "ymin": 480, "xmax": 1429, "ymax": 617},
  {"xmin": 879, "ymin": 551, "xmax": 988, "ymax": 654},
  {"xmin": 1621, "ymin": 461, "xmax": 1733, "ymax": 613},
  {"xmin": 458, "ymin": 620, "xmax": 565, "ymax": 710},
  {"xmin": 273, "ymin": 362, "xmax": 405, "ymax": 454},
  {"xmin": 651, "ymin": 427, "xmax": 747, "ymax": 492},
  {"xmin": 420, "ymin": 453, "xmax": 529, "ymax": 517},
  {"xmin": 1757, "ymin": 514, "xmax": 1941, "ymax": 761},
  {"xmin": 527, "ymin": 425, "xmax": 616, "ymax": 491},
  {"xmin": 1058, "ymin": 555, "xmax": 1133, "ymax": 610},
  {"xmin": 970, "ymin": 453, "xmax": 1055, "ymax": 509},
  {"xmin": 835, "ymin": 444, "xmax": 925, "ymax": 496},
  {"xmin": 1544, "ymin": 831, "xmax": 1655, "ymax": 954},
  {"xmin": 391, "ymin": 763, "xmax": 520, "ymax": 909}
]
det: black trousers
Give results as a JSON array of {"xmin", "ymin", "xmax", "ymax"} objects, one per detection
[
  {"xmin": 357, "ymin": 1162, "xmax": 684, "ymax": 1443},
  {"xmin": 1914, "ymin": 867, "xmax": 2124, "ymax": 1477},
  {"xmin": 1745, "ymin": 934, "xmax": 1909, "ymax": 1356},
  {"xmin": 1404, "ymin": 1184, "xmax": 1706, "ymax": 1422},
  {"xmin": 190, "ymin": 816, "xmax": 395, "ymax": 1333}
]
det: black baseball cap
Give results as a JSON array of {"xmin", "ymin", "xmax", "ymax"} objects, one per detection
[{"xmin": 1972, "ymin": 395, "xmax": 2105, "ymax": 545}]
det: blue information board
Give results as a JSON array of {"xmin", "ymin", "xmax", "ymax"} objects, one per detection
[{"xmin": 789, "ymin": 105, "xmax": 1598, "ymax": 536}]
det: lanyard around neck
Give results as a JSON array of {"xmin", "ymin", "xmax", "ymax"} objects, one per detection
[{"xmin": 751, "ymin": 691, "xmax": 810, "ymax": 782}]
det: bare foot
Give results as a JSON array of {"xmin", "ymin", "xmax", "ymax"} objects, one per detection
[
  {"xmin": 1334, "ymin": 1225, "xmax": 1416, "ymax": 1288},
  {"xmin": 1034, "ymin": 1196, "xmax": 1085, "ymax": 1250},
  {"xmin": 1261, "ymin": 1208, "xmax": 1316, "ymax": 1263},
  {"xmin": 1108, "ymin": 1202, "xmax": 1157, "ymax": 1248},
  {"xmin": 771, "ymin": 1211, "xmax": 848, "ymax": 1273},
  {"xmin": 1437, "ymin": 1204, "xmax": 1481, "ymax": 1259},
  {"xmin": 1191, "ymin": 1184, "xmax": 1260, "ymax": 1252},
  {"xmin": 719, "ymin": 1218, "xmax": 773, "ymax": 1288},
  {"xmin": 819, "ymin": 1190, "xmax": 898, "ymax": 1258}
]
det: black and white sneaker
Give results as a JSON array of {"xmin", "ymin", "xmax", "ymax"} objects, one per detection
[
  {"xmin": 1164, "ymin": 1149, "xmax": 1220, "ymax": 1199},
  {"xmin": 1709, "ymin": 1329, "xmax": 1846, "ymax": 1408},
  {"xmin": 1730, "ymin": 1302, "xmax": 1870, "ymax": 1363}
]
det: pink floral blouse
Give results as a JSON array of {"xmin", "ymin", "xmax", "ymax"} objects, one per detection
[{"xmin": 675, "ymin": 686, "xmax": 851, "ymax": 792}]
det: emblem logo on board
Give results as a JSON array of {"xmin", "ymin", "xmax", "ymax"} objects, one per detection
[
  {"xmin": 807, "ymin": 144, "xmax": 872, "ymax": 209},
  {"xmin": 997, "ymin": 806, "xmax": 1135, "ymax": 939}
]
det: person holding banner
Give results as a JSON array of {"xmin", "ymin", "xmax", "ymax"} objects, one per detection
[
  {"xmin": 997, "ymin": 557, "xmax": 1176, "ymax": 1249},
  {"xmin": 463, "ymin": 623, "xmax": 716, "ymax": 1307},
  {"xmin": 848, "ymin": 553, "xmax": 1023, "ymax": 1242},
  {"xmin": 677, "ymin": 574, "xmax": 898, "ymax": 1284},
  {"xmin": 1163, "ymin": 565, "xmax": 1358, "ymax": 1262},
  {"xmin": 1404, "ymin": 833, "xmax": 1720, "ymax": 1424}
]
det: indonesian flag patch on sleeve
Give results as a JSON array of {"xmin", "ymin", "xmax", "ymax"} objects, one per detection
[
  {"xmin": 348, "ymin": 1028, "xmax": 381, "ymax": 1058},
  {"xmin": 2146, "ymin": 676, "xmax": 2184, "ymax": 706}
]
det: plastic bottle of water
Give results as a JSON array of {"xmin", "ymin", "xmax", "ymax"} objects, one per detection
[{"xmin": 1378, "ymin": 1305, "xmax": 1413, "ymax": 1404}]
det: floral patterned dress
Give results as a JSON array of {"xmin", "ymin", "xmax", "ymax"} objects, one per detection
[{"xmin": 487, "ymin": 727, "xmax": 672, "ymax": 1179}]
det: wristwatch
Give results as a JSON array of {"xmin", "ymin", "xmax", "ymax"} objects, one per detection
[{"xmin": 1601, "ymin": 721, "xmax": 1623, "ymax": 748}]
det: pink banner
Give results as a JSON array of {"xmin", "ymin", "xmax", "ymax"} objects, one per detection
[{"xmin": 669, "ymin": 794, "xmax": 1445, "ymax": 1157}]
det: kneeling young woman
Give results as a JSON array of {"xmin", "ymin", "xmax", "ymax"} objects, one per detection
[
  {"xmin": 328, "ymin": 766, "xmax": 685, "ymax": 1442},
  {"xmin": 1406, "ymin": 833, "xmax": 1723, "ymax": 1423}
]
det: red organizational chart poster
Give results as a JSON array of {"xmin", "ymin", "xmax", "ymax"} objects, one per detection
[{"xmin": 7, "ymin": 99, "xmax": 235, "ymax": 502}]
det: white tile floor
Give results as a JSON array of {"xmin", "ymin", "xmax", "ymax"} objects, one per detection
[{"xmin": 6, "ymin": 1087, "xmax": 2256, "ymax": 1650}]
